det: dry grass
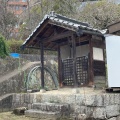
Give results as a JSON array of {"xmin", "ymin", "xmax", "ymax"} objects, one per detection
[
  {"xmin": 0, "ymin": 112, "xmax": 38, "ymax": 120},
  {"xmin": 0, "ymin": 112, "xmax": 72, "ymax": 120}
]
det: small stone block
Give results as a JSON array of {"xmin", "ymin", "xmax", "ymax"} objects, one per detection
[
  {"xmin": 13, "ymin": 107, "xmax": 28, "ymax": 115},
  {"xmin": 72, "ymin": 88, "xmax": 80, "ymax": 94},
  {"xmin": 40, "ymin": 89, "xmax": 46, "ymax": 93}
]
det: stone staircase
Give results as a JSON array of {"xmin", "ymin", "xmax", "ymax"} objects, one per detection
[{"xmin": 25, "ymin": 102, "xmax": 71, "ymax": 120}]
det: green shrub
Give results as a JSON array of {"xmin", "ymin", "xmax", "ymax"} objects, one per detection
[
  {"xmin": 0, "ymin": 35, "xmax": 9, "ymax": 58},
  {"xmin": 6, "ymin": 39, "xmax": 57, "ymax": 55},
  {"xmin": 6, "ymin": 39, "xmax": 23, "ymax": 53},
  {"xmin": 6, "ymin": 39, "xmax": 40, "ymax": 54}
]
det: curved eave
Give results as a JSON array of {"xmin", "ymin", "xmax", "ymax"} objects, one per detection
[{"xmin": 21, "ymin": 12, "xmax": 107, "ymax": 50}]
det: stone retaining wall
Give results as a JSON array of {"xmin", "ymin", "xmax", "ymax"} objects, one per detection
[
  {"xmin": 35, "ymin": 93, "xmax": 120, "ymax": 119},
  {"xmin": 0, "ymin": 55, "xmax": 57, "ymax": 77},
  {"xmin": 0, "ymin": 55, "xmax": 58, "ymax": 96},
  {"xmin": 20, "ymin": 54, "xmax": 57, "ymax": 62},
  {"xmin": 0, "ymin": 63, "xmax": 40, "ymax": 96},
  {"xmin": 0, "ymin": 57, "xmax": 28, "ymax": 77},
  {"xmin": 1, "ymin": 93, "xmax": 120, "ymax": 120}
]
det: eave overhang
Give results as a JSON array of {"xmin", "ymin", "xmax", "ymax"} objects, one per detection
[{"xmin": 21, "ymin": 12, "xmax": 107, "ymax": 51}]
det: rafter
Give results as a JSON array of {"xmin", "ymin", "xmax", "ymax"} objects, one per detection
[{"xmin": 27, "ymin": 20, "xmax": 49, "ymax": 46}]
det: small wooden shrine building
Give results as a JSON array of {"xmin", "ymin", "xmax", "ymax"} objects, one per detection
[
  {"xmin": 22, "ymin": 12, "xmax": 106, "ymax": 88},
  {"xmin": 107, "ymin": 21, "xmax": 120, "ymax": 35}
]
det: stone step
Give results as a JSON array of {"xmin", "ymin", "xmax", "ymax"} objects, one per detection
[
  {"xmin": 32, "ymin": 102, "xmax": 70, "ymax": 113},
  {"xmin": 25, "ymin": 109, "xmax": 61, "ymax": 120}
]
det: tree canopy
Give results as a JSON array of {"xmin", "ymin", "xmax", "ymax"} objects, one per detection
[
  {"xmin": 0, "ymin": 0, "xmax": 18, "ymax": 39},
  {"xmin": 18, "ymin": 0, "xmax": 79, "ymax": 40},
  {"xmin": 78, "ymin": 0, "xmax": 120, "ymax": 29},
  {"xmin": 18, "ymin": 0, "xmax": 120, "ymax": 40}
]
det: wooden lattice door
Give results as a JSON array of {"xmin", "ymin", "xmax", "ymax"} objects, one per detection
[
  {"xmin": 62, "ymin": 59, "xmax": 74, "ymax": 86},
  {"xmin": 76, "ymin": 56, "xmax": 88, "ymax": 86},
  {"xmin": 62, "ymin": 56, "xmax": 88, "ymax": 86}
]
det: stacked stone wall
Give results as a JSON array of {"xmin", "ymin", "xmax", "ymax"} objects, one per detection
[
  {"xmin": 35, "ymin": 93, "xmax": 120, "ymax": 120},
  {"xmin": 0, "ymin": 93, "xmax": 120, "ymax": 120},
  {"xmin": 0, "ymin": 57, "xmax": 28, "ymax": 76},
  {"xmin": 0, "ymin": 63, "xmax": 40, "ymax": 96},
  {"xmin": 0, "ymin": 55, "xmax": 57, "ymax": 96}
]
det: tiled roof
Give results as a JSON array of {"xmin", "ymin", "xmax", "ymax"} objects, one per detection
[{"xmin": 22, "ymin": 12, "xmax": 107, "ymax": 46}]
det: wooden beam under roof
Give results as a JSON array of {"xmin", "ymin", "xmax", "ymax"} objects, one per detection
[
  {"xmin": 42, "ymin": 31, "xmax": 73, "ymax": 43},
  {"xmin": 32, "ymin": 30, "xmax": 73, "ymax": 47},
  {"xmin": 25, "ymin": 46, "xmax": 56, "ymax": 51},
  {"xmin": 76, "ymin": 35, "xmax": 91, "ymax": 42},
  {"xmin": 32, "ymin": 24, "xmax": 54, "ymax": 47}
]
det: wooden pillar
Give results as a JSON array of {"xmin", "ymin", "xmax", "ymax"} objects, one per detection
[
  {"xmin": 71, "ymin": 34, "xmax": 77, "ymax": 87},
  {"xmin": 40, "ymin": 41, "xmax": 44, "ymax": 89},
  {"xmin": 89, "ymin": 39, "xmax": 94, "ymax": 86},
  {"xmin": 102, "ymin": 37, "xmax": 106, "ymax": 61},
  {"xmin": 102, "ymin": 37, "xmax": 106, "ymax": 77},
  {"xmin": 58, "ymin": 45, "xmax": 62, "ymax": 87}
]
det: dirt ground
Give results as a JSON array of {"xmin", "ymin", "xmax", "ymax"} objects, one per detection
[
  {"xmin": 35, "ymin": 87, "xmax": 104, "ymax": 95},
  {"xmin": 0, "ymin": 112, "xmax": 38, "ymax": 120}
]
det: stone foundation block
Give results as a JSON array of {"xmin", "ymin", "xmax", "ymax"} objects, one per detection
[
  {"xmin": 77, "ymin": 114, "xmax": 87, "ymax": 120},
  {"xmin": 116, "ymin": 116, "xmax": 120, "ymax": 120},
  {"xmin": 108, "ymin": 117, "xmax": 117, "ymax": 120},
  {"xmin": 64, "ymin": 95, "xmax": 76, "ymax": 104},
  {"xmin": 83, "ymin": 95, "xmax": 95, "ymax": 106},
  {"xmin": 80, "ymin": 94, "xmax": 106, "ymax": 107},
  {"xmin": 74, "ymin": 105, "xmax": 86, "ymax": 114},
  {"xmin": 92, "ymin": 107, "xmax": 106, "ymax": 119},
  {"xmin": 25, "ymin": 109, "xmax": 61, "ymax": 120},
  {"xmin": 85, "ymin": 107, "xmax": 95, "ymax": 118},
  {"xmin": 95, "ymin": 95, "xmax": 104, "ymax": 106},
  {"xmin": 103, "ymin": 94, "xmax": 115, "ymax": 106},
  {"xmin": 30, "ymin": 94, "xmax": 36, "ymax": 103},
  {"xmin": 12, "ymin": 94, "xmax": 20, "ymax": 103},
  {"xmin": 24, "ymin": 94, "xmax": 30, "ymax": 103},
  {"xmin": 106, "ymin": 105, "xmax": 119, "ymax": 118},
  {"xmin": 114, "ymin": 94, "xmax": 120, "ymax": 104},
  {"xmin": 75, "ymin": 95, "xmax": 84, "ymax": 105},
  {"xmin": 32, "ymin": 102, "xmax": 70, "ymax": 113}
]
